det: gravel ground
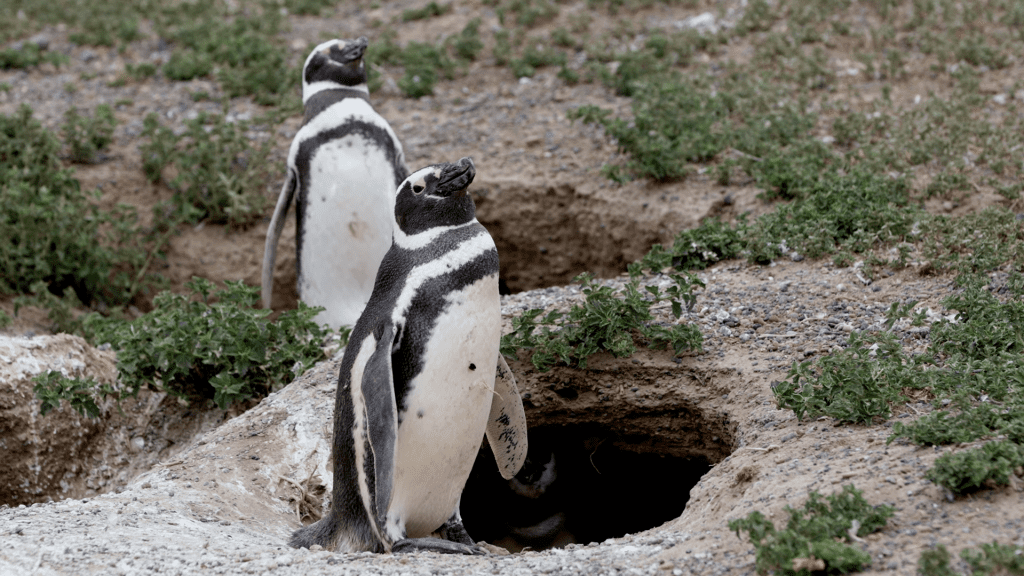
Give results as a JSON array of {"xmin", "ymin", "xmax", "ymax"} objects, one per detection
[{"xmin": 4, "ymin": 255, "xmax": 1022, "ymax": 576}]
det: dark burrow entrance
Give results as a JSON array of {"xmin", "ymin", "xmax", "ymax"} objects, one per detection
[{"xmin": 461, "ymin": 423, "xmax": 714, "ymax": 552}]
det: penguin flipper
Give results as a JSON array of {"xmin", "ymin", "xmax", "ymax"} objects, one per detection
[
  {"xmin": 485, "ymin": 355, "xmax": 529, "ymax": 480},
  {"xmin": 361, "ymin": 321, "xmax": 399, "ymax": 533},
  {"xmin": 261, "ymin": 167, "xmax": 297, "ymax": 309}
]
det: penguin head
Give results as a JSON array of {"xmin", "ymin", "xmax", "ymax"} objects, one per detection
[
  {"xmin": 394, "ymin": 157, "xmax": 477, "ymax": 235},
  {"xmin": 301, "ymin": 37, "xmax": 368, "ymax": 103},
  {"xmin": 508, "ymin": 450, "xmax": 557, "ymax": 499}
]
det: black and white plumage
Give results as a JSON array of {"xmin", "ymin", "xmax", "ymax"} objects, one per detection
[
  {"xmin": 289, "ymin": 157, "xmax": 528, "ymax": 555},
  {"xmin": 262, "ymin": 37, "xmax": 408, "ymax": 330}
]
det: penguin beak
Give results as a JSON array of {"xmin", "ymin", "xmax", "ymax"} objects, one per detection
[
  {"xmin": 338, "ymin": 37, "xmax": 368, "ymax": 63},
  {"xmin": 438, "ymin": 157, "xmax": 476, "ymax": 198}
]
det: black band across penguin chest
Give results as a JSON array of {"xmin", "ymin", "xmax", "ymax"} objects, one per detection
[
  {"xmin": 387, "ymin": 226, "xmax": 499, "ymax": 420},
  {"xmin": 292, "ymin": 98, "xmax": 408, "ymax": 280}
]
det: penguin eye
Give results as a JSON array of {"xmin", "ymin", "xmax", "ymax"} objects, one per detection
[{"xmin": 413, "ymin": 184, "xmax": 424, "ymax": 194}]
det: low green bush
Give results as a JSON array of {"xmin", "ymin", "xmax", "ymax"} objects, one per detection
[
  {"xmin": 33, "ymin": 278, "xmax": 330, "ymax": 414},
  {"xmin": 729, "ymin": 485, "xmax": 893, "ymax": 576},
  {"xmin": 501, "ymin": 271, "xmax": 703, "ymax": 371},
  {"xmin": 1, "ymin": 105, "xmax": 153, "ymax": 305},
  {"xmin": 62, "ymin": 104, "xmax": 116, "ymax": 163},
  {"xmin": 125, "ymin": 61, "xmax": 157, "ymax": 79},
  {"xmin": 140, "ymin": 111, "xmax": 273, "ymax": 227},
  {"xmin": 448, "ymin": 18, "xmax": 484, "ymax": 61},
  {"xmin": 401, "ymin": 1, "xmax": 450, "ymax": 21},
  {"xmin": 925, "ymin": 441, "xmax": 1024, "ymax": 495},
  {"xmin": 396, "ymin": 41, "xmax": 456, "ymax": 98},
  {"xmin": 163, "ymin": 49, "xmax": 213, "ymax": 81},
  {"xmin": 961, "ymin": 542, "xmax": 1024, "ymax": 575},
  {"xmin": 0, "ymin": 42, "xmax": 66, "ymax": 69},
  {"xmin": 510, "ymin": 42, "xmax": 566, "ymax": 78},
  {"xmin": 165, "ymin": 14, "xmax": 296, "ymax": 105},
  {"xmin": 774, "ymin": 331, "xmax": 920, "ymax": 424}
]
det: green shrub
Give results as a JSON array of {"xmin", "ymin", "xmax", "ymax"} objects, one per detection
[
  {"xmin": 139, "ymin": 111, "xmax": 273, "ymax": 227},
  {"xmin": 501, "ymin": 272, "xmax": 703, "ymax": 371},
  {"xmin": 163, "ymin": 49, "xmax": 213, "ymax": 81},
  {"xmin": 925, "ymin": 441, "xmax": 1024, "ymax": 495},
  {"xmin": 401, "ymin": 1, "xmax": 450, "ymax": 21},
  {"xmin": 746, "ymin": 169, "xmax": 915, "ymax": 262},
  {"xmin": 62, "ymin": 104, "xmax": 116, "ymax": 163},
  {"xmin": 284, "ymin": 0, "xmax": 338, "ymax": 16},
  {"xmin": 497, "ymin": 0, "xmax": 558, "ymax": 27},
  {"xmin": 729, "ymin": 485, "xmax": 893, "ymax": 576},
  {"xmin": 630, "ymin": 168, "xmax": 916, "ymax": 272},
  {"xmin": 568, "ymin": 76, "xmax": 726, "ymax": 182},
  {"xmin": 125, "ymin": 61, "xmax": 157, "ymax": 79},
  {"xmin": 510, "ymin": 42, "xmax": 566, "ymax": 78},
  {"xmin": 0, "ymin": 42, "xmax": 66, "ymax": 69},
  {"xmin": 397, "ymin": 41, "xmax": 455, "ymax": 98},
  {"xmin": 637, "ymin": 217, "xmax": 747, "ymax": 272},
  {"xmin": 33, "ymin": 372, "xmax": 110, "ymax": 418},
  {"xmin": 0, "ymin": 105, "xmax": 151, "ymax": 305},
  {"xmin": 774, "ymin": 331, "xmax": 920, "ymax": 424},
  {"xmin": 918, "ymin": 545, "xmax": 958, "ymax": 576},
  {"xmin": 735, "ymin": 0, "xmax": 777, "ymax": 35},
  {"xmin": 929, "ymin": 273, "xmax": 1024, "ymax": 363},
  {"xmin": 69, "ymin": 11, "xmax": 142, "ymax": 46},
  {"xmin": 448, "ymin": 18, "xmax": 484, "ymax": 61},
  {"xmin": 493, "ymin": 29, "xmax": 512, "ymax": 66},
  {"xmin": 167, "ymin": 15, "xmax": 295, "ymax": 105},
  {"xmin": 367, "ymin": 34, "xmax": 457, "ymax": 96},
  {"xmin": 954, "ymin": 35, "xmax": 1009, "ymax": 70},
  {"xmin": 891, "ymin": 406, "xmax": 1024, "ymax": 446},
  {"xmin": 33, "ymin": 278, "xmax": 329, "ymax": 413},
  {"xmin": 961, "ymin": 542, "xmax": 1024, "ymax": 575}
]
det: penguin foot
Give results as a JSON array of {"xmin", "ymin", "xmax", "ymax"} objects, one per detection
[{"xmin": 392, "ymin": 537, "xmax": 487, "ymax": 555}]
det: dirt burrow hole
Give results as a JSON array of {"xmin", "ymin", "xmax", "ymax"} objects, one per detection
[{"xmin": 462, "ymin": 386, "xmax": 737, "ymax": 553}]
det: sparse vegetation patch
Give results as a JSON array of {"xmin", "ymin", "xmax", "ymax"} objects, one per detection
[
  {"xmin": 501, "ymin": 271, "xmax": 703, "ymax": 371},
  {"xmin": 33, "ymin": 278, "xmax": 330, "ymax": 414},
  {"xmin": 0, "ymin": 105, "xmax": 155, "ymax": 306},
  {"xmin": 140, "ymin": 111, "xmax": 274, "ymax": 227},
  {"xmin": 729, "ymin": 484, "xmax": 894, "ymax": 576},
  {"xmin": 62, "ymin": 104, "xmax": 116, "ymax": 164}
]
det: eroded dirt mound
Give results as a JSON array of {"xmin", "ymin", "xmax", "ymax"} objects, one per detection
[
  {"xmin": 0, "ymin": 334, "xmax": 114, "ymax": 505},
  {"xmin": 0, "ymin": 333, "xmax": 253, "ymax": 506}
]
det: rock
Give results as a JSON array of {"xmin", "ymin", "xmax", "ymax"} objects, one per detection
[
  {"xmin": 0, "ymin": 334, "xmax": 115, "ymax": 506},
  {"xmin": 675, "ymin": 12, "xmax": 717, "ymax": 33},
  {"xmin": 28, "ymin": 34, "xmax": 50, "ymax": 50}
]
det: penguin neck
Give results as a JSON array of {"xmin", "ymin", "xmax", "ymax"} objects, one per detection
[
  {"xmin": 302, "ymin": 87, "xmax": 371, "ymax": 123},
  {"xmin": 393, "ymin": 219, "xmax": 479, "ymax": 251}
]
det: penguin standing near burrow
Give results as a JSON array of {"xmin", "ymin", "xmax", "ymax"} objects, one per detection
[
  {"xmin": 262, "ymin": 37, "xmax": 408, "ymax": 330},
  {"xmin": 290, "ymin": 157, "xmax": 528, "ymax": 554}
]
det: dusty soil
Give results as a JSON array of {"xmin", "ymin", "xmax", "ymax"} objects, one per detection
[
  {"xmin": 2, "ymin": 265, "xmax": 1023, "ymax": 575},
  {"xmin": 2, "ymin": 0, "xmax": 1023, "ymax": 574}
]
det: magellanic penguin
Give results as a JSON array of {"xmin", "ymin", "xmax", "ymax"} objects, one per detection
[
  {"xmin": 289, "ymin": 157, "xmax": 529, "ymax": 555},
  {"xmin": 261, "ymin": 37, "xmax": 408, "ymax": 330}
]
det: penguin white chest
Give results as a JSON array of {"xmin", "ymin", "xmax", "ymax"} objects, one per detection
[
  {"xmin": 388, "ymin": 273, "xmax": 501, "ymax": 538},
  {"xmin": 301, "ymin": 135, "xmax": 396, "ymax": 329}
]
